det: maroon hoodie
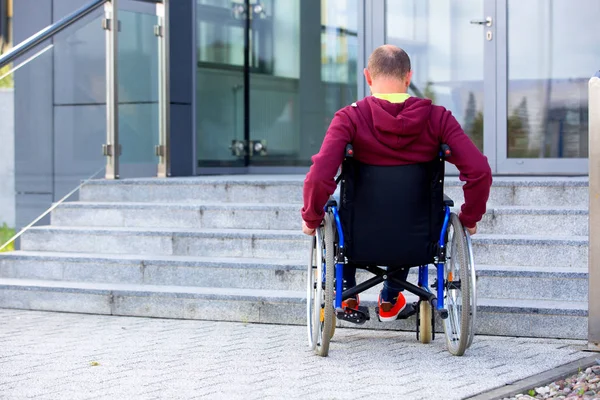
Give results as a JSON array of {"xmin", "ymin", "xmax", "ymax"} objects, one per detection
[{"xmin": 302, "ymin": 95, "xmax": 492, "ymax": 229}]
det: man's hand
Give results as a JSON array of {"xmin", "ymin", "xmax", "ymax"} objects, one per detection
[
  {"xmin": 302, "ymin": 220, "xmax": 316, "ymax": 236},
  {"xmin": 465, "ymin": 225, "xmax": 477, "ymax": 235}
]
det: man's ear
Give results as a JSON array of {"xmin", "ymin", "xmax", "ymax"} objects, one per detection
[
  {"xmin": 364, "ymin": 68, "xmax": 372, "ymax": 86},
  {"xmin": 405, "ymin": 70, "xmax": 413, "ymax": 87}
]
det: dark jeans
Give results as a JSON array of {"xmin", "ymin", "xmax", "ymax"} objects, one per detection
[{"xmin": 343, "ymin": 263, "xmax": 410, "ymax": 303}]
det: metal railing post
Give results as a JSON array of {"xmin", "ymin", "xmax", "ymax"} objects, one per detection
[
  {"xmin": 589, "ymin": 70, "xmax": 600, "ymax": 352},
  {"xmin": 104, "ymin": 0, "xmax": 119, "ymax": 179},
  {"xmin": 156, "ymin": 0, "xmax": 170, "ymax": 178}
]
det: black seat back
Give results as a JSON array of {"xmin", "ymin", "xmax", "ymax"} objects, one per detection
[{"xmin": 338, "ymin": 157, "xmax": 445, "ymax": 267}]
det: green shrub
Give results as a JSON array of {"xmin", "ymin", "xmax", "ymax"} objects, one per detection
[
  {"xmin": 0, "ymin": 64, "xmax": 14, "ymax": 89},
  {"xmin": 0, "ymin": 223, "xmax": 15, "ymax": 252}
]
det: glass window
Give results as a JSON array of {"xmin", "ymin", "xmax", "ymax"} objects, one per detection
[
  {"xmin": 195, "ymin": 0, "xmax": 359, "ymax": 168},
  {"xmin": 507, "ymin": 0, "xmax": 600, "ymax": 158},
  {"xmin": 321, "ymin": 0, "xmax": 358, "ymax": 84},
  {"xmin": 249, "ymin": 0, "xmax": 359, "ymax": 166},
  {"xmin": 385, "ymin": 1, "xmax": 485, "ymax": 151},
  {"xmin": 197, "ymin": 0, "xmax": 245, "ymax": 68},
  {"xmin": 196, "ymin": 0, "xmax": 245, "ymax": 166}
]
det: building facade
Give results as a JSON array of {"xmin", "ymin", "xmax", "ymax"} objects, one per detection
[{"xmin": 9, "ymin": 0, "xmax": 600, "ymax": 227}]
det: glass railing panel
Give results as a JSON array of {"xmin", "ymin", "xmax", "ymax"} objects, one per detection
[
  {"xmin": 118, "ymin": 8, "xmax": 160, "ymax": 177},
  {"xmin": 0, "ymin": 10, "xmax": 107, "ymax": 251},
  {"xmin": 0, "ymin": 59, "xmax": 17, "ymax": 251},
  {"xmin": 52, "ymin": 11, "xmax": 107, "ymax": 200}
]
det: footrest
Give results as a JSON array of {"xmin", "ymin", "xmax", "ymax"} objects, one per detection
[
  {"xmin": 396, "ymin": 302, "xmax": 417, "ymax": 320},
  {"xmin": 337, "ymin": 306, "xmax": 370, "ymax": 325}
]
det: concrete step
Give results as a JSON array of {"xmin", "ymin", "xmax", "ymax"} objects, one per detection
[
  {"xmin": 475, "ymin": 265, "xmax": 588, "ymax": 302},
  {"xmin": 477, "ymin": 206, "xmax": 588, "ymax": 236},
  {"xmin": 51, "ymin": 202, "xmax": 302, "ymax": 230},
  {"xmin": 52, "ymin": 202, "xmax": 588, "ymax": 236},
  {"xmin": 79, "ymin": 176, "xmax": 589, "ymax": 208},
  {"xmin": 19, "ymin": 226, "xmax": 589, "ymax": 268},
  {"xmin": 20, "ymin": 226, "xmax": 309, "ymax": 260},
  {"xmin": 444, "ymin": 177, "xmax": 588, "ymax": 208},
  {"xmin": 80, "ymin": 176, "xmax": 306, "ymax": 204},
  {"xmin": 0, "ymin": 252, "xmax": 588, "ymax": 302},
  {"xmin": 0, "ymin": 278, "xmax": 587, "ymax": 339}
]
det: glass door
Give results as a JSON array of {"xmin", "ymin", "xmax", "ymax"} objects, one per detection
[
  {"xmin": 384, "ymin": 0, "xmax": 497, "ymax": 175},
  {"xmin": 247, "ymin": 0, "xmax": 359, "ymax": 171},
  {"xmin": 195, "ymin": 0, "xmax": 246, "ymax": 172},
  {"xmin": 495, "ymin": 0, "xmax": 599, "ymax": 174},
  {"xmin": 195, "ymin": 0, "xmax": 359, "ymax": 173}
]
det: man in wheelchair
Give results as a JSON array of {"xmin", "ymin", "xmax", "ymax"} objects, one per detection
[{"xmin": 301, "ymin": 45, "xmax": 492, "ymax": 356}]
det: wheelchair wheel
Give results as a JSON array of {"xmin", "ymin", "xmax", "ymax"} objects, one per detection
[
  {"xmin": 307, "ymin": 228, "xmax": 336, "ymax": 349},
  {"xmin": 330, "ymin": 313, "xmax": 336, "ymax": 340},
  {"xmin": 464, "ymin": 228, "xmax": 477, "ymax": 349},
  {"xmin": 442, "ymin": 213, "xmax": 471, "ymax": 356},
  {"xmin": 418, "ymin": 301, "xmax": 432, "ymax": 344},
  {"xmin": 310, "ymin": 213, "xmax": 336, "ymax": 357},
  {"xmin": 307, "ymin": 235, "xmax": 319, "ymax": 349}
]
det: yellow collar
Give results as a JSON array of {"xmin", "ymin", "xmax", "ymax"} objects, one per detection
[{"xmin": 372, "ymin": 93, "xmax": 411, "ymax": 103}]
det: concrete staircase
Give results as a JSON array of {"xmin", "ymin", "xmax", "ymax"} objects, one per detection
[{"xmin": 0, "ymin": 175, "xmax": 589, "ymax": 339}]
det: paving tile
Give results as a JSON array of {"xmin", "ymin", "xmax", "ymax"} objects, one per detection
[{"xmin": 0, "ymin": 309, "xmax": 589, "ymax": 400}]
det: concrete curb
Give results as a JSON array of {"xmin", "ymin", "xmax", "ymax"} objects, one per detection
[{"xmin": 465, "ymin": 354, "xmax": 599, "ymax": 400}]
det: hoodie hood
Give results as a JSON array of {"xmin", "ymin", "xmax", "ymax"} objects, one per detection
[{"xmin": 364, "ymin": 95, "xmax": 433, "ymax": 150}]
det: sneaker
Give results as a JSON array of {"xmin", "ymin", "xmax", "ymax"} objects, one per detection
[{"xmin": 378, "ymin": 292, "xmax": 406, "ymax": 321}]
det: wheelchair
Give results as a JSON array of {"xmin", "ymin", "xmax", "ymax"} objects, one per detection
[{"xmin": 307, "ymin": 144, "xmax": 477, "ymax": 357}]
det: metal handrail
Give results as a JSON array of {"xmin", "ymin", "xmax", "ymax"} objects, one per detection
[{"xmin": 0, "ymin": 0, "xmax": 107, "ymax": 70}]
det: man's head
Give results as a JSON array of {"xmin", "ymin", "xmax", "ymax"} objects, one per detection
[{"xmin": 364, "ymin": 45, "xmax": 412, "ymax": 94}]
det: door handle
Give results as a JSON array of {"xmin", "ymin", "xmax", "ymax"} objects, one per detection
[{"xmin": 470, "ymin": 17, "xmax": 492, "ymax": 27}]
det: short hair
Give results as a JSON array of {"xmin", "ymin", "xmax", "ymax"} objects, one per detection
[{"xmin": 367, "ymin": 45, "xmax": 411, "ymax": 80}]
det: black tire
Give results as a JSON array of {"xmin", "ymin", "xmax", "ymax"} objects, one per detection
[
  {"xmin": 307, "ymin": 235, "xmax": 319, "ymax": 349},
  {"xmin": 442, "ymin": 213, "xmax": 471, "ymax": 356},
  {"xmin": 315, "ymin": 213, "xmax": 336, "ymax": 357},
  {"xmin": 464, "ymin": 228, "xmax": 477, "ymax": 349}
]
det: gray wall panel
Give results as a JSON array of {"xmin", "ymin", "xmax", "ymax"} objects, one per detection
[
  {"xmin": 53, "ymin": 105, "xmax": 105, "ymax": 199},
  {"xmin": 170, "ymin": 104, "xmax": 193, "ymax": 177},
  {"xmin": 168, "ymin": 0, "xmax": 194, "ymax": 176},
  {"xmin": 53, "ymin": 0, "xmax": 90, "ymax": 19},
  {"xmin": 169, "ymin": 0, "xmax": 193, "ymax": 105},
  {"xmin": 299, "ymin": 0, "xmax": 325, "ymax": 160},
  {"xmin": 13, "ymin": 0, "xmax": 53, "ymax": 231},
  {"xmin": 15, "ymin": 194, "xmax": 52, "ymax": 230},
  {"xmin": 53, "ymin": 0, "xmax": 106, "ymax": 105}
]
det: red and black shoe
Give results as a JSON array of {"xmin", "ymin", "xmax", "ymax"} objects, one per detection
[{"xmin": 378, "ymin": 292, "xmax": 407, "ymax": 321}]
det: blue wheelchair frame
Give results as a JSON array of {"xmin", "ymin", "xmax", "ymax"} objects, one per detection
[
  {"xmin": 328, "ymin": 205, "xmax": 451, "ymax": 315},
  {"xmin": 323, "ymin": 145, "xmax": 455, "ymax": 322}
]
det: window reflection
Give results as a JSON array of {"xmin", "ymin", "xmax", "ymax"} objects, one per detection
[
  {"xmin": 507, "ymin": 0, "xmax": 599, "ymax": 158},
  {"xmin": 321, "ymin": 0, "xmax": 358, "ymax": 84},
  {"xmin": 385, "ymin": 0, "xmax": 484, "ymax": 151},
  {"xmin": 195, "ymin": 0, "xmax": 358, "ymax": 167}
]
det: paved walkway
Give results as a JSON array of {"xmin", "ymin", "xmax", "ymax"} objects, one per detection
[{"xmin": 0, "ymin": 309, "xmax": 590, "ymax": 400}]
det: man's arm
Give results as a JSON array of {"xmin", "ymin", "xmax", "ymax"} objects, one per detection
[
  {"xmin": 301, "ymin": 110, "xmax": 355, "ymax": 231},
  {"xmin": 438, "ymin": 109, "xmax": 492, "ymax": 229}
]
